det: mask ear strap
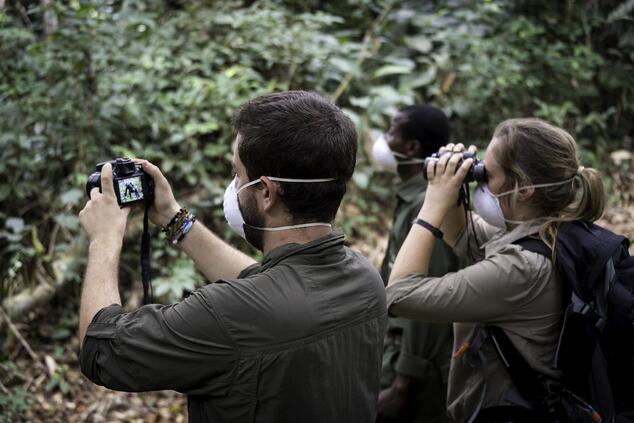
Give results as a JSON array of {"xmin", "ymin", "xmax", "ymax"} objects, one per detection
[
  {"xmin": 267, "ymin": 177, "xmax": 336, "ymax": 183},
  {"xmin": 494, "ymin": 177, "xmax": 575, "ymax": 198},
  {"xmin": 236, "ymin": 178, "xmax": 263, "ymax": 194},
  {"xmin": 392, "ymin": 151, "xmax": 424, "ymax": 164},
  {"xmin": 246, "ymin": 222, "xmax": 333, "ymax": 232}
]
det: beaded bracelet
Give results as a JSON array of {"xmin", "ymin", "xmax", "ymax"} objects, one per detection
[
  {"xmin": 162, "ymin": 208, "xmax": 196, "ymax": 244},
  {"xmin": 175, "ymin": 214, "xmax": 197, "ymax": 244}
]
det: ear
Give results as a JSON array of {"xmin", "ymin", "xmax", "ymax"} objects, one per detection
[
  {"xmin": 259, "ymin": 176, "xmax": 281, "ymax": 212},
  {"xmin": 404, "ymin": 140, "xmax": 422, "ymax": 158},
  {"xmin": 518, "ymin": 185, "xmax": 535, "ymax": 201}
]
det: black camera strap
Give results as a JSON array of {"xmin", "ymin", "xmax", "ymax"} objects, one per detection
[
  {"xmin": 460, "ymin": 182, "xmax": 482, "ymax": 262},
  {"xmin": 141, "ymin": 203, "xmax": 153, "ymax": 304}
]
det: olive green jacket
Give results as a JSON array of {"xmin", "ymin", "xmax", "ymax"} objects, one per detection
[
  {"xmin": 80, "ymin": 231, "xmax": 387, "ymax": 423},
  {"xmin": 380, "ymin": 175, "xmax": 459, "ymax": 421}
]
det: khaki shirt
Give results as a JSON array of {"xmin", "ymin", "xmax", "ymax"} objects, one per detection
[
  {"xmin": 386, "ymin": 216, "xmax": 562, "ymax": 422},
  {"xmin": 80, "ymin": 231, "xmax": 387, "ymax": 423}
]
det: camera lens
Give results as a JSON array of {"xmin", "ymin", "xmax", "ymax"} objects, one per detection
[{"xmin": 86, "ymin": 172, "xmax": 101, "ymax": 198}]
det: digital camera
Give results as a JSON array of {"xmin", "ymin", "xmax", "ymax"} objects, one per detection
[
  {"xmin": 423, "ymin": 151, "xmax": 487, "ymax": 183},
  {"xmin": 85, "ymin": 158, "xmax": 155, "ymax": 207}
]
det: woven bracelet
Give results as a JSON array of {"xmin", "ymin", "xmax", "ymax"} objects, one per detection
[
  {"xmin": 163, "ymin": 208, "xmax": 188, "ymax": 234},
  {"xmin": 163, "ymin": 208, "xmax": 196, "ymax": 243}
]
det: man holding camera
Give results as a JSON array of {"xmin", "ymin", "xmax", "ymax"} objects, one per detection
[
  {"xmin": 371, "ymin": 105, "xmax": 462, "ymax": 423},
  {"xmin": 78, "ymin": 91, "xmax": 387, "ymax": 422}
]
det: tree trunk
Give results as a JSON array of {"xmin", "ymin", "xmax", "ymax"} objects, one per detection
[{"xmin": 2, "ymin": 255, "xmax": 76, "ymax": 322}]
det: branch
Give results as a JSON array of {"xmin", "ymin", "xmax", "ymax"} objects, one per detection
[
  {"xmin": 48, "ymin": 223, "xmax": 61, "ymax": 257},
  {"xmin": 330, "ymin": 1, "xmax": 395, "ymax": 104},
  {"xmin": 2, "ymin": 255, "xmax": 76, "ymax": 322},
  {"xmin": 41, "ymin": 0, "xmax": 58, "ymax": 36},
  {"xmin": 0, "ymin": 307, "xmax": 43, "ymax": 369},
  {"xmin": 0, "ymin": 379, "xmax": 9, "ymax": 395},
  {"xmin": 15, "ymin": 1, "xmax": 33, "ymax": 29}
]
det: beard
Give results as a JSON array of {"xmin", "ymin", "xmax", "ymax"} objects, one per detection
[{"xmin": 239, "ymin": 190, "xmax": 266, "ymax": 251}]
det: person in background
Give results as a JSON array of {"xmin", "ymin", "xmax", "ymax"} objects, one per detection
[{"xmin": 371, "ymin": 105, "xmax": 462, "ymax": 423}]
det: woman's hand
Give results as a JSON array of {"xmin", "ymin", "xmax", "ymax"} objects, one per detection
[
  {"xmin": 388, "ymin": 143, "xmax": 478, "ymax": 285},
  {"xmin": 420, "ymin": 143, "xmax": 477, "ymax": 219}
]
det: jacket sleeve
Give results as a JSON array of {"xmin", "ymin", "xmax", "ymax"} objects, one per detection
[
  {"xmin": 394, "ymin": 319, "xmax": 452, "ymax": 379},
  {"xmin": 79, "ymin": 286, "xmax": 237, "ymax": 396},
  {"xmin": 386, "ymin": 245, "xmax": 551, "ymax": 323},
  {"xmin": 394, "ymin": 240, "xmax": 456, "ymax": 379}
]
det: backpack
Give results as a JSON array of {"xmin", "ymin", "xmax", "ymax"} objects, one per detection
[{"xmin": 486, "ymin": 221, "xmax": 634, "ymax": 423}]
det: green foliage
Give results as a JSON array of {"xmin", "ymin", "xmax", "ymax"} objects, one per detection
[
  {"xmin": 44, "ymin": 363, "xmax": 71, "ymax": 395},
  {"xmin": 340, "ymin": 0, "xmax": 633, "ymax": 148},
  {"xmin": 0, "ymin": 0, "xmax": 366, "ymax": 300},
  {"xmin": 0, "ymin": 386, "xmax": 33, "ymax": 423},
  {"xmin": 153, "ymin": 258, "xmax": 204, "ymax": 303},
  {"xmin": 1, "ymin": 0, "xmax": 632, "ymax": 301}
]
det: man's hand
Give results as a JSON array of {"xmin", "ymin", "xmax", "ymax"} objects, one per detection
[
  {"xmin": 376, "ymin": 374, "xmax": 418, "ymax": 423},
  {"xmin": 139, "ymin": 160, "xmax": 181, "ymax": 227},
  {"xmin": 138, "ymin": 159, "xmax": 256, "ymax": 282},
  {"xmin": 78, "ymin": 162, "xmax": 126, "ymax": 346},
  {"xmin": 79, "ymin": 163, "xmax": 130, "ymax": 245}
]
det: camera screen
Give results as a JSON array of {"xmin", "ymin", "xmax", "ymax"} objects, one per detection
[{"xmin": 118, "ymin": 176, "xmax": 144, "ymax": 204}]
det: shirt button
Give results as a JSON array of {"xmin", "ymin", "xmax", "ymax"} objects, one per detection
[{"xmin": 447, "ymin": 285, "xmax": 454, "ymax": 291}]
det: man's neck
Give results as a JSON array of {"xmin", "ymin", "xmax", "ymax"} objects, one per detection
[{"xmin": 262, "ymin": 226, "xmax": 333, "ymax": 255}]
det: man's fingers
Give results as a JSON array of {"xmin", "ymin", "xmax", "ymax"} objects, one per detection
[
  {"xmin": 101, "ymin": 163, "xmax": 116, "ymax": 198},
  {"xmin": 140, "ymin": 160, "xmax": 162, "ymax": 179},
  {"xmin": 89, "ymin": 187, "xmax": 101, "ymax": 200},
  {"xmin": 468, "ymin": 145, "xmax": 478, "ymax": 154}
]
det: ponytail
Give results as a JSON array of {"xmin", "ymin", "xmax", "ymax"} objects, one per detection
[
  {"xmin": 573, "ymin": 167, "xmax": 606, "ymax": 223},
  {"xmin": 539, "ymin": 166, "xmax": 606, "ymax": 252}
]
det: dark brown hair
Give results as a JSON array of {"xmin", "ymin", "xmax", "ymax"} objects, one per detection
[
  {"xmin": 492, "ymin": 118, "xmax": 606, "ymax": 247},
  {"xmin": 233, "ymin": 91, "xmax": 357, "ymax": 222}
]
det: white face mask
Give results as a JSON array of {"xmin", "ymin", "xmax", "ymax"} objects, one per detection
[
  {"xmin": 371, "ymin": 135, "xmax": 423, "ymax": 174},
  {"xmin": 473, "ymin": 178, "xmax": 576, "ymax": 229},
  {"xmin": 223, "ymin": 176, "xmax": 336, "ymax": 240}
]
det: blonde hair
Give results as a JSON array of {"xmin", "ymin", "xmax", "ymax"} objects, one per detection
[{"xmin": 492, "ymin": 118, "xmax": 606, "ymax": 250}]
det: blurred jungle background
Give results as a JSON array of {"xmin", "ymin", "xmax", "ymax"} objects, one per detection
[{"xmin": 1, "ymin": 0, "xmax": 633, "ymax": 421}]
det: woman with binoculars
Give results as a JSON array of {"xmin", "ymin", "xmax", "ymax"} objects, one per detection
[{"xmin": 386, "ymin": 118, "xmax": 605, "ymax": 422}]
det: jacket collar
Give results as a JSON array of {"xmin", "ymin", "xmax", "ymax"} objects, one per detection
[
  {"xmin": 260, "ymin": 230, "xmax": 346, "ymax": 269},
  {"xmin": 396, "ymin": 174, "xmax": 427, "ymax": 203},
  {"xmin": 484, "ymin": 219, "xmax": 545, "ymax": 255}
]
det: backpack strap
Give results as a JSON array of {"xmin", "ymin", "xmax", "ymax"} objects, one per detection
[
  {"xmin": 514, "ymin": 236, "xmax": 552, "ymax": 259},
  {"xmin": 485, "ymin": 326, "xmax": 556, "ymax": 417}
]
